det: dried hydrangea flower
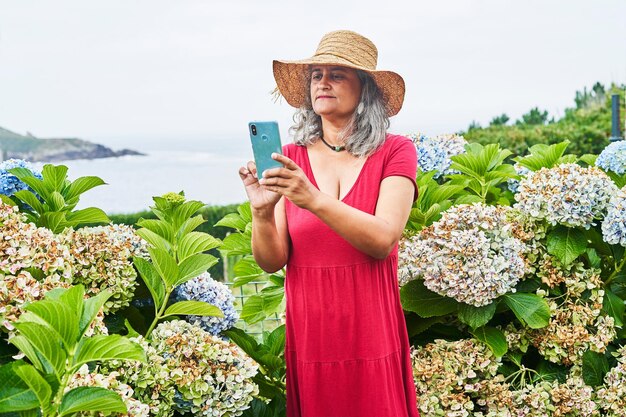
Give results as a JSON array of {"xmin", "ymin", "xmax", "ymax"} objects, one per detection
[
  {"xmin": 596, "ymin": 345, "xmax": 626, "ymax": 416},
  {"xmin": 596, "ymin": 140, "xmax": 626, "ymax": 175},
  {"xmin": 407, "ymin": 132, "xmax": 467, "ymax": 178},
  {"xmin": 60, "ymin": 224, "xmax": 148, "ymax": 312},
  {"xmin": 602, "ymin": 185, "xmax": 626, "ymax": 246},
  {"xmin": 68, "ymin": 364, "xmax": 150, "ymax": 417},
  {"xmin": 399, "ymin": 203, "xmax": 531, "ymax": 306},
  {"xmin": 0, "ymin": 158, "xmax": 43, "ymax": 196},
  {"xmin": 514, "ymin": 163, "xmax": 617, "ymax": 229},
  {"xmin": 411, "ymin": 338, "xmax": 512, "ymax": 416},
  {"xmin": 511, "ymin": 373, "xmax": 599, "ymax": 416},
  {"xmin": 175, "ymin": 272, "xmax": 239, "ymax": 336},
  {"xmin": 108, "ymin": 320, "xmax": 258, "ymax": 417}
]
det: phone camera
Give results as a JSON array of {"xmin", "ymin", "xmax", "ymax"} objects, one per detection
[
  {"xmin": 250, "ymin": 124, "xmax": 257, "ymax": 136},
  {"xmin": 261, "ymin": 134, "xmax": 269, "ymax": 142}
]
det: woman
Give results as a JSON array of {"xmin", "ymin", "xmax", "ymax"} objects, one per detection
[{"xmin": 239, "ymin": 30, "xmax": 420, "ymax": 417}]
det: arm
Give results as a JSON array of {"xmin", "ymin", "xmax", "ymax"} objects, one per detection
[
  {"xmin": 239, "ymin": 161, "xmax": 290, "ymax": 273},
  {"xmin": 260, "ymin": 154, "xmax": 415, "ymax": 259}
]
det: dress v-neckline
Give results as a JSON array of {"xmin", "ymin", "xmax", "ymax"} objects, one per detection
[{"xmin": 302, "ymin": 146, "xmax": 371, "ymax": 202}]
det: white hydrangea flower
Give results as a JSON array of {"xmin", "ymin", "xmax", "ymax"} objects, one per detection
[
  {"xmin": 514, "ymin": 163, "xmax": 617, "ymax": 229},
  {"xmin": 602, "ymin": 185, "xmax": 626, "ymax": 246},
  {"xmin": 407, "ymin": 132, "xmax": 467, "ymax": 178},
  {"xmin": 399, "ymin": 203, "xmax": 530, "ymax": 307}
]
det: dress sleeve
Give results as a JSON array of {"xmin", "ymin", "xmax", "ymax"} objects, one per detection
[{"xmin": 381, "ymin": 136, "xmax": 419, "ymax": 201}]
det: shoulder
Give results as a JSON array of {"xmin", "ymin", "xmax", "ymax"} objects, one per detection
[
  {"xmin": 378, "ymin": 133, "xmax": 416, "ymax": 158},
  {"xmin": 282, "ymin": 143, "xmax": 305, "ymax": 158}
]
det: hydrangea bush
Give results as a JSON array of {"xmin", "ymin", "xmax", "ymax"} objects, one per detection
[
  {"xmin": 596, "ymin": 140, "xmax": 626, "ymax": 175},
  {"xmin": 407, "ymin": 132, "xmax": 467, "ymax": 178},
  {"xmin": 0, "ymin": 158, "xmax": 43, "ymax": 196}
]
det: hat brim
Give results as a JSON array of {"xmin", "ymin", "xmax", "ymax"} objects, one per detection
[{"xmin": 273, "ymin": 58, "xmax": 405, "ymax": 117}]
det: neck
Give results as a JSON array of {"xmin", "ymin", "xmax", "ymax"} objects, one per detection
[{"xmin": 321, "ymin": 120, "xmax": 348, "ymax": 146}]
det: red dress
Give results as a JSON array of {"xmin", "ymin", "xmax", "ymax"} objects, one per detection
[{"xmin": 283, "ymin": 134, "xmax": 420, "ymax": 417}]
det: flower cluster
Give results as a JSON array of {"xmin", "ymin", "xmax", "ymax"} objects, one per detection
[
  {"xmin": 175, "ymin": 272, "xmax": 239, "ymax": 336},
  {"xmin": 407, "ymin": 132, "xmax": 467, "ymax": 178},
  {"xmin": 112, "ymin": 320, "xmax": 258, "ymax": 417},
  {"xmin": 514, "ymin": 163, "xmax": 617, "ymax": 228},
  {"xmin": 511, "ymin": 373, "xmax": 599, "ymax": 417},
  {"xmin": 602, "ymin": 185, "xmax": 626, "ymax": 246},
  {"xmin": 399, "ymin": 203, "xmax": 530, "ymax": 306},
  {"xmin": 0, "ymin": 158, "xmax": 43, "ymax": 196},
  {"xmin": 60, "ymin": 224, "xmax": 148, "ymax": 312},
  {"xmin": 411, "ymin": 338, "xmax": 512, "ymax": 416},
  {"xmin": 596, "ymin": 346, "xmax": 626, "ymax": 416},
  {"xmin": 507, "ymin": 163, "xmax": 531, "ymax": 193},
  {"xmin": 161, "ymin": 191, "xmax": 186, "ymax": 205},
  {"xmin": 527, "ymin": 264, "xmax": 615, "ymax": 365},
  {"xmin": 596, "ymin": 140, "xmax": 626, "ymax": 175},
  {"xmin": 69, "ymin": 364, "xmax": 150, "ymax": 417}
]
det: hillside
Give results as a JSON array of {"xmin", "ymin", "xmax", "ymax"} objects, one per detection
[{"xmin": 0, "ymin": 127, "xmax": 143, "ymax": 162}]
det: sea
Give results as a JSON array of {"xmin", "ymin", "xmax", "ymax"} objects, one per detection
[{"xmin": 53, "ymin": 136, "xmax": 253, "ymax": 214}]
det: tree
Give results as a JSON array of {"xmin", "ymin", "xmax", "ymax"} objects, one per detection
[
  {"xmin": 516, "ymin": 107, "xmax": 549, "ymax": 126},
  {"xmin": 490, "ymin": 114, "xmax": 510, "ymax": 126}
]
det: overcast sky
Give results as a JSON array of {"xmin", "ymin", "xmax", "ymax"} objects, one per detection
[{"xmin": 1, "ymin": 0, "xmax": 625, "ymax": 147}]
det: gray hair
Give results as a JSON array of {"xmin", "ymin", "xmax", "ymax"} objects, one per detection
[{"xmin": 288, "ymin": 70, "xmax": 390, "ymax": 157}]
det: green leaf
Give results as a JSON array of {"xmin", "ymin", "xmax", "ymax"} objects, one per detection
[
  {"xmin": 48, "ymin": 191, "xmax": 65, "ymax": 211},
  {"xmin": 39, "ymin": 212, "xmax": 68, "ymax": 233},
  {"xmin": 135, "ymin": 228, "xmax": 171, "ymax": 252},
  {"xmin": 73, "ymin": 335, "xmax": 145, "ymax": 368},
  {"xmin": 8, "ymin": 168, "xmax": 50, "ymax": 200},
  {"xmin": 0, "ymin": 362, "xmax": 39, "ymax": 413},
  {"xmin": 399, "ymin": 280, "xmax": 458, "ymax": 318},
  {"xmin": 65, "ymin": 207, "xmax": 110, "ymax": 226},
  {"xmin": 241, "ymin": 291, "xmax": 284, "ymax": 324},
  {"xmin": 177, "ymin": 232, "xmax": 221, "ymax": 262},
  {"xmin": 179, "ymin": 214, "xmax": 206, "ymax": 236},
  {"xmin": 602, "ymin": 288, "xmax": 625, "ymax": 327},
  {"xmin": 42, "ymin": 164, "xmax": 69, "ymax": 191},
  {"xmin": 171, "ymin": 200, "xmax": 205, "ymax": 231},
  {"xmin": 223, "ymin": 327, "xmax": 259, "ymax": 359},
  {"xmin": 13, "ymin": 190, "xmax": 44, "ymax": 214},
  {"xmin": 220, "ymin": 232, "xmax": 252, "ymax": 256},
  {"xmin": 14, "ymin": 364, "xmax": 52, "ymax": 415},
  {"xmin": 175, "ymin": 253, "xmax": 218, "ymax": 287},
  {"xmin": 232, "ymin": 256, "xmax": 266, "ymax": 287},
  {"xmin": 237, "ymin": 202, "xmax": 252, "ymax": 223},
  {"xmin": 79, "ymin": 290, "xmax": 112, "ymax": 338},
  {"xmin": 582, "ymin": 351, "xmax": 609, "ymax": 387},
  {"xmin": 471, "ymin": 326, "xmax": 508, "ymax": 357},
  {"xmin": 137, "ymin": 219, "xmax": 174, "ymax": 243},
  {"xmin": 24, "ymin": 299, "xmax": 79, "ymax": 348},
  {"xmin": 59, "ymin": 387, "xmax": 126, "ymax": 416},
  {"xmin": 11, "ymin": 321, "xmax": 67, "ymax": 376},
  {"xmin": 458, "ymin": 302, "xmax": 497, "ymax": 329},
  {"xmin": 149, "ymin": 247, "xmax": 179, "ymax": 288},
  {"xmin": 162, "ymin": 301, "xmax": 224, "ymax": 319},
  {"xmin": 64, "ymin": 176, "xmax": 107, "ymax": 201},
  {"xmin": 133, "ymin": 257, "xmax": 166, "ymax": 308},
  {"xmin": 8, "ymin": 336, "xmax": 45, "ymax": 373},
  {"xmin": 546, "ymin": 226, "xmax": 587, "ymax": 266},
  {"xmin": 579, "ymin": 154, "xmax": 597, "ymax": 166},
  {"xmin": 404, "ymin": 314, "xmax": 442, "ymax": 337},
  {"xmin": 215, "ymin": 212, "xmax": 248, "ymax": 231},
  {"xmin": 0, "ymin": 193, "xmax": 18, "ymax": 206},
  {"xmin": 265, "ymin": 324, "xmax": 286, "ymax": 356},
  {"xmin": 502, "ymin": 293, "xmax": 550, "ymax": 329}
]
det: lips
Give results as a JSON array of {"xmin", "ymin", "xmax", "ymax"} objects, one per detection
[{"xmin": 316, "ymin": 95, "xmax": 335, "ymax": 100}]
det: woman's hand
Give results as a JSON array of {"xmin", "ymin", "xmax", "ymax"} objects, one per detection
[
  {"xmin": 239, "ymin": 161, "xmax": 281, "ymax": 215},
  {"xmin": 259, "ymin": 153, "xmax": 320, "ymax": 210}
]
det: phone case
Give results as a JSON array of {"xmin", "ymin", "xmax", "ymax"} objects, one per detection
[{"xmin": 248, "ymin": 121, "xmax": 283, "ymax": 177}]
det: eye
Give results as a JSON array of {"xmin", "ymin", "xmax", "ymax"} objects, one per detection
[
  {"xmin": 311, "ymin": 73, "xmax": 322, "ymax": 81},
  {"xmin": 331, "ymin": 73, "xmax": 344, "ymax": 80}
]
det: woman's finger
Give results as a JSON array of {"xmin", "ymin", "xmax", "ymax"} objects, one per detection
[
  {"xmin": 272, "ymin": 153, "xmax": 299, "ymax": 170},
  {"xmin": 246, "ymin": 161, "xmax": 258, "ymax": 178}
]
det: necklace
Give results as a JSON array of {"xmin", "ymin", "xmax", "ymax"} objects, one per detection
[{"xmin": 319, "ymin": 135, "xmax": 346, "ymax": 152}]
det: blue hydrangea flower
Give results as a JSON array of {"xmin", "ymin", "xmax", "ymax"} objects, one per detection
[
  {"xmin": 507, "ymin": 163, "xmax": 532, "ymax": 193},
  {"xmin": 175, "ymin": 272, "xmax": 239, "ymax": 335},
  {"xmin": 602, "ymin": 186, "xmax": 626, "ymax": 246},
  {"xmin": 0, "ymin": 159, "xmax": 43, "ymax": 196},
  {"xmin": 596, "ymin": 140, "xmax": 626, "ymax": 175},
  {"xmin": 407, "ymin": 133, "xmax": 467, "ymax": 179}
]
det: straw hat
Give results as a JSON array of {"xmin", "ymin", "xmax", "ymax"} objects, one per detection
[{"xmin": 273, "ymin": 30, "xmax": 405, "ymax": 117}]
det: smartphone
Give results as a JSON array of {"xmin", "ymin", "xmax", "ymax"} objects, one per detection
[{"xmin": 248, "ymin": 121, "xmax": 283, "ymax": 178}]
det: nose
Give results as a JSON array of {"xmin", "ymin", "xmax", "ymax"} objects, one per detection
[{"xmin": 317, "ymin": 73, "xmax": 331, "ymax": 89}]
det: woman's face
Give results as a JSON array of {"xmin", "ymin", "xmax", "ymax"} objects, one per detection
[{"xmin": 310, "ymin": 65, "xmax": 362, "ymax": 123}]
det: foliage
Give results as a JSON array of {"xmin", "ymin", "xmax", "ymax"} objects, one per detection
[
  {"xmin": 216, "ymin": 202, "xmax": 285, "ymax": 325},
  {"xmin": 0, "ymin": 285, "xmax": 146, "ymax": 417},
  {"xmin": 131, "ymin": 192, "xmax": 224, "ymax": 337},
  {"xmin": 464, "ymin": 82, "xmax": 625, "ymax": 157},
  {"xmin": 0, "ymin": 163, "xmax": 109, "ymax": 233}
]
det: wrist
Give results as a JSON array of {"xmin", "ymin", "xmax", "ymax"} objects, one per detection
[{"xmin": 252, "ymin": 205, "xmax": 275, "ymax": 220}]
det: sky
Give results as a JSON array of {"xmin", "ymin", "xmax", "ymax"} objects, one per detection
[{"xmin": 1, "ymin": 0, "xmax": 625, "ymax": 148}]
